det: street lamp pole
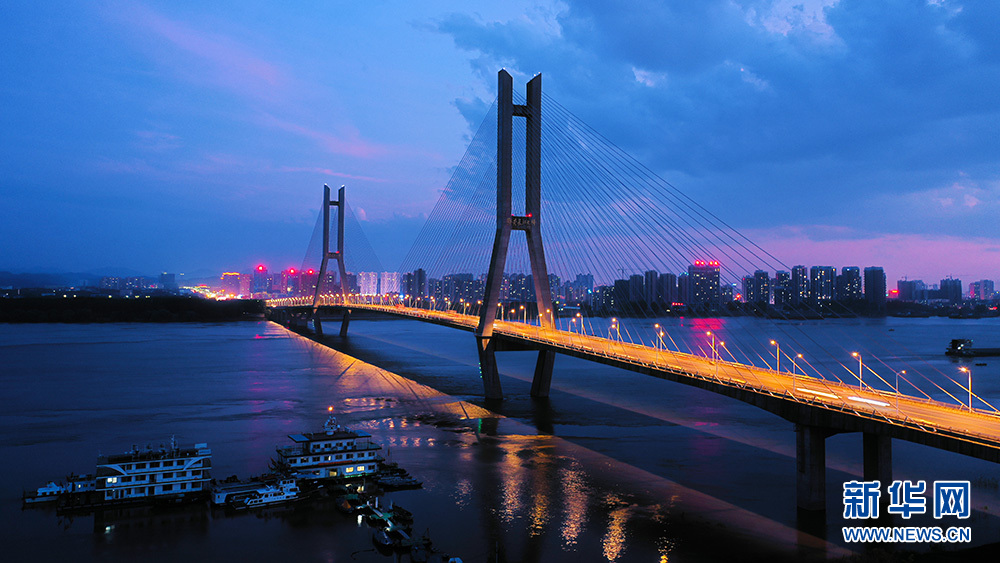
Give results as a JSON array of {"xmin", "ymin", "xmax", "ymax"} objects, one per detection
[
  {"xmin": 896, "ymin": 369, "xmax": 906, "ymax": 415},
  {"xmin": 852, "ymin": 352, "xmax": 863, "ymax": 389},
  {"xmin": 770, "ymin": 340, "xmax": 780, "ymax": 373},
  {"xmin": 960, "ymin": 367, "xmax": 972, "ymax": 411}
]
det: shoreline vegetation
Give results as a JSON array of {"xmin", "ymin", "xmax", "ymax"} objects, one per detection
[{"xmin": 0, "ymin": 297, "xmax": 264, "ymax": 323}]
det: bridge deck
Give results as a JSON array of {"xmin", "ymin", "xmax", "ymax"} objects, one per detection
[{"xmin": 271, "ymin": 300, "xmax": 1000, "ymax": 463}]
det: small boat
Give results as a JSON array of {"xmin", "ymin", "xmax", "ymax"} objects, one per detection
[
  {"xmin": 372, "ymin": 529, "xmax": 399, "ymax": 554},
  {"xmin": 23, "ymin": 481, "xmax": 70, "ymax": 505},
  {"xmin": 237, "ymin": 479, "xmax": 301, "ymax": 509},
  {"xmin": 946, "ymin": 339, "xmax": 1000, "ymax": 357},
  {"xmin": 376, "ymin": 475, "xmax": 422, "ymax": 489}
]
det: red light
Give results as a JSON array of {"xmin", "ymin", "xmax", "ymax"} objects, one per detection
[
  {"xmin": 289, "ymin": 268, "xmax": 296, "ymax": 275},
  {"xmin": 527, "ymin": 213, "xmax": 533, "ymax": 217},
  {"xmin": 307, "ymin": 269, "xmax": 315, "ymax": 275},
  {"xmin": 257, "ymin": 265, "xmax": 265, "ymax": 271}
]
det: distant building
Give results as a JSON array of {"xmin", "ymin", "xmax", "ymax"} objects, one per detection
[
  {"xmin": 864, "ymin": 267, "xmax": 886, "ymax": 313},
  {"xmin": 220, "ymin": 273, "xmax": 241, "ymax": 296},
  {"xmin": 688, "ymin": 261, "xmax": 721, "ymax": 310},
  {"xmin": 809, "ymin": 266, "xmax": 835, "ymax": 302},
  {"xmin": 252, "ymin": 265, "xmax": 270, "ymax": 294},
  {"xmin": 941, "ymin": 278, "xmax": 963, "ymax": 303},
  {"xmin": 99, "ymin": 277, "xmax": 123, "ymax": 291},
  {"xmin": 358, "ymin": 272, "xmax": 378, "ymax": 295},
  {"xmin": 791, "ymin": 265, "xmax": 809, "ymax": 304},
  {"xmin": 159, "ymin": 272, "xmax": 178, "ymax": 292},
  {"xmin": 969, "ymin": 279, "xmax": 995, "ymax": 301},
  {"xmin": 644, "ymin": 270, "xmax": 659, "ymax": 306},
  {"xmin": 773, "ymin": 271, "xmax": 791, "ymax": 306},
  {"xmin": 380, "ymin": 272, "xmax": 400, "ymax": 294},
  {"xmin": 896, "ymin": 279, "xmax": 926, "ymax": 302},
  {"xmin": 837, "ymin": 267, "xmax": 862, "ymax": 302},
  {"xmin": 659, "ymin": 272, "xmax": 678, "ymax": 305}
]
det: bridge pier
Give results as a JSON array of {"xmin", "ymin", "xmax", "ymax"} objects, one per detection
[
  {"xmin": 314, "ymin": 316, "xmax": 323, "ymax": 336},
  {"xmin": 530, "ymin": 350, "xmax": 556, "ymax": 398},
  {"xmin": 477, "ymin": 337, "xmax": 503, "ymax": 400},
  {"xmin": 796, "ymin": 424, "xmax": 830, "ymax": 512},
  {"xmin": 340, "ymin": 310, "xmax": 351, "ymax": 338},
  {"xmin": 863, "ymin": 433, "xmax": 892, "ymax": 485}
]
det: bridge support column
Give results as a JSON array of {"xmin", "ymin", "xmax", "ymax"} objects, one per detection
[
  {"xmin": 796, "ymin": 424, "xmax": 829, "ymax": 512},
  {"xmin": 340, "ymin": 310, "xmax": 351, "ymax": 338},
  {"xmin": 477, "ymin": 337, "xmax": 503, "ymax": 400},
  {"xmin": 474, "ymin": 70, "xmax": 555, "ymax": 401},
  {"xmin": 314, "ymin": 316, "xmax": 323, "ymax": 336},
  {"xmin": 530, "ymin": 350, "xmax": 556, "ymax": 398},
  {"xmin": 863, "ymin": 433, "xmax": 892, "ymax": 485}
]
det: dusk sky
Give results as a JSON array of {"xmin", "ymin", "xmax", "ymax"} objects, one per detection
[{"xmin": 2, "ymin": 1, "xmax": 997, "ymax": 284}]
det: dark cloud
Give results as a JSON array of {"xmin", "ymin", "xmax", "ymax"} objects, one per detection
[{"xmin": 432, "ymin": 0, "xmax": 1000, "ymax": 240}]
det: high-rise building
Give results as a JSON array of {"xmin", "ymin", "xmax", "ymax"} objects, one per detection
[
  {"xmin": 358, "ymin": 272, "xmax": 378, "ymax": 295},
  {"xmin": 643, "ymin": 270, "xmax": 659, "ymax": 305},
  {"xmin": 688, "ymin": 261, "xmax": 721, "ymax": 310},
  {"xmin": 252, "ymin": 265, "xmax": 270, "ymax": 294},
  {"xmin": 628, "ymin": 274, "xmax": 645, "ymax": 304},
  {"xmin": 773, "ymin": 271, "xmax": 791, "ymax": 306},
  {"xmin": 809, "ymin": 266, "xmax": 836, "ymax": 302},
  {"xmin": 941, "ymin": 278, "xmax": 963, "ymax": 303},
  {"xmin": 380, "ymin": 272, "xmax": 400, "ymax": 294},
  {"xmin": 99, "ymin": 277, "xmax": 123, "ymax": 291},
  {"xmin": 659, "ymin": 273, "xmax": 678, "ymax": 305},
  {"xmin": 159, "ymin": 272, "xmax": 178, "ymax": 292},
  {"xmin": 837, "ymin": 267, "xmax": 862, "ymax": 302},
  {"xmin": 406, "ymin": 268, "xmax": 427, "ymax": 297},
  {"xmin": 896, "ymin": 279, "xmax": 925, "ymax": 302},
  {"xmin": 791, "ymin": 265, "xmax": 808, "ymax": 304},
  {"xmin": 864, "ymin": 267, "xmax": 886, "ymax": 313},
  {"xmin": 969, "ymin": 279, "xmax": 995, "ymax": 301},
  {"xmin": 220, "ymin": 273, "xmax": 241, "ymax": 296}
]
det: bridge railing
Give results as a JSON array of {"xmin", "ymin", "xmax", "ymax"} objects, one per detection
[{"xmin": 266, "ymin": 299, "xmax": 1000, "ymax": 445}]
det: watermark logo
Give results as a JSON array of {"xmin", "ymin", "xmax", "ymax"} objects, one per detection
[
  {"xmin": 841, "ymin": 479, "xmax": 972, "ymax": 543},
  {"xmin": 934, "ymin": 481, "xmax": 970, "ymax": 519},
  {"xmin": 843, "ymin": 480, "xmax": 881, "ymax": 519},
  {"xmin": 887, "ymin": 480, "xmax": 926, "ymax": 519}
]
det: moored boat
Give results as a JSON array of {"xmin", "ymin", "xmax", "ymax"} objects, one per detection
[
  {"xmin": 273, "ymin": 408, "xmax": 382, "ymax": 481},
  {"xmin": 237, "ymin": 479, "xmax": 301, "ymax": 509},
  {"xmin": 24, "ymin": 438, "xmax": 211, "ymax": 511}
]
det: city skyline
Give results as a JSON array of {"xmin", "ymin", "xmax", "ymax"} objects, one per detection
[{"xmin": 3, "ymin": 2, "xmax": 999, "ymax": 281}]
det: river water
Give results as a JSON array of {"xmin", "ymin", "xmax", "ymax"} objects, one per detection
[{"xmin": 1, "ymin": 316, "xmax": 999, "ymax": 562}]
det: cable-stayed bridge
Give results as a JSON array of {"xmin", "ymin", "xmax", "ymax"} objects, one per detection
[{"xmin": 267, "ymin": 70, "xmax": 999, "ymax": 514}]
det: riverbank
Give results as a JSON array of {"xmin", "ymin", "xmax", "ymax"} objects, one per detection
[{"xmin": 0, "ymin": 296, "xmax": 263, "ymax": 323}]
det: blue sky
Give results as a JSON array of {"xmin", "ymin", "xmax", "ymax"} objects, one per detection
[{"xmin": 2, "ymin": 0, "xmax": 997, "ymax": 284}]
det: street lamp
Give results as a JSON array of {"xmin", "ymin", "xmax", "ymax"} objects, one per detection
[
  {"xmin": 851, "ymin": 352, "xmax": 863, "ymax": 389},
  {"xmin": 520, "ymin": 304, "xmax": 526, "ymax": 324},
  {"xmin": 895, "ymin": 369, "xmax": 906, "ymax": 414},
  {"xmin": 706, "ymin": 331, "xmax": 717, "ymax": 363},
  {"xmin": 960, "ymin": 367, "xmax": 972, "ymax": 412},
  {"xmin": 792, "ymin": 353, "xmax": 803, "ymax": 393},
  {"xmin": 770, "ymin": 340, "xmax": 780, "ymax": 373}
]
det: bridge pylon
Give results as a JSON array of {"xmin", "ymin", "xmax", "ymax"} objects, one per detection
[
  {"xmin": 313, "ymin": 184, "xmax": 350, "ymax": 337},
  {"xmin": 476, "ymin": 69, "xmax": 557, "ymax": 400}
]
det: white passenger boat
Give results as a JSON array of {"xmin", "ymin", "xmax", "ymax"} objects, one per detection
[
  {"xmin": 238, "ymin": 479, "xmax": 301, "ymax": 509},
  {"xmin": 24, "ymin": 437, "xmax": 211, "ymax": 510},
  {"xmin": 273, "ymin": 409, "xmax": 382, "ymax": 480}
]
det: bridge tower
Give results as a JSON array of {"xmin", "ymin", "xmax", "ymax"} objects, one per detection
[
  {"xmin": 476, "ymin": 70, "xmax": 557, "ymax": 400},
  {"xmin": 313, "ymin": 184, "xmax": 351, "ymax": 337}
]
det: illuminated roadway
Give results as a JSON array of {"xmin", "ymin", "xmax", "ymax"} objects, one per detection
[{"xmin": 268, "ymin": 298, "xmax": 1000, "ymax": 464}]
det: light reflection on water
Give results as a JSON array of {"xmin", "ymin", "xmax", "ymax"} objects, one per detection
[{"xmin": 7, "ymin": 320, "xmax": 998, "ymax": 561}]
